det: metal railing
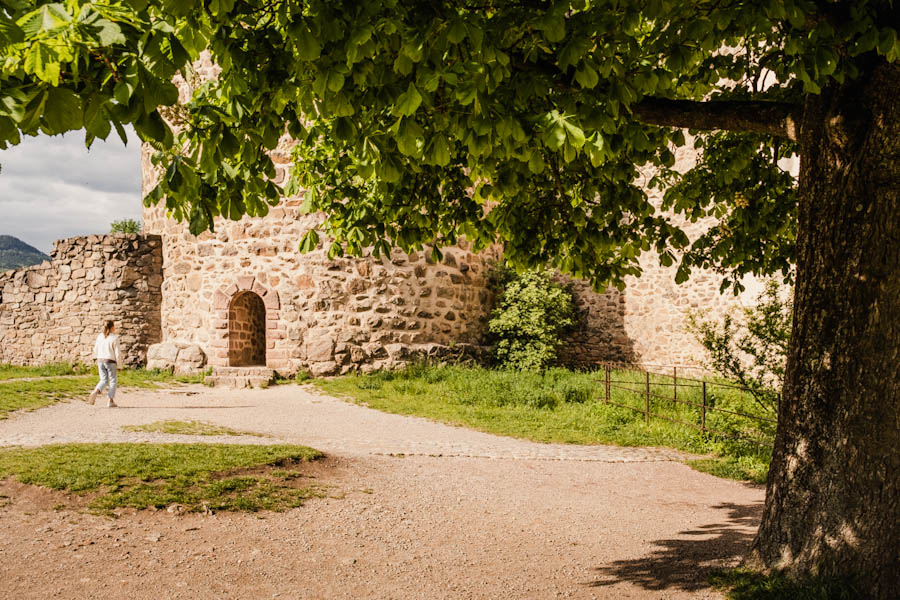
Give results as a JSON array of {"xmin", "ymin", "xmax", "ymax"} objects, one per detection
[{"xmin": 599, "ymin": 362, "xmax": 777, "ymax": 447}]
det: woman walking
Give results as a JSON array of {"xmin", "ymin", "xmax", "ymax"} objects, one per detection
[{"xmin": 88, "ymin": 320, "xmax": 122, "ymax": 407}]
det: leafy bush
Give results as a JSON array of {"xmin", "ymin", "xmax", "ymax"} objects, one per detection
[
  {"xmin": 687, "ymin": 280, "xmax": 791, "ymax": 413},
  {"xmin": 110, "ymin": 218, "xmax": 142, "ymax": 234},
  {"xmin": 488, "ymin": 268, "xmax": 575, "ymax": 371}
]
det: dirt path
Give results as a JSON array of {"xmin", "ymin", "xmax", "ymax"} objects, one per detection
[{"xmin": 0, "ymin": 384, "xmax": 764, "ymax": 599}]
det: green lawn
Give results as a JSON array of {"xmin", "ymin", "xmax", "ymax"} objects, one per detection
[
  {"xmin": 315, "ymin": 364, "xmax": 774, "ymax": 483},
  {"xmin": 0, "ymin": 362, "xmax": 91, "ymax": 380},
  {"xmin": 710, "ymin": 568, "xmax": 861, "ymax": 600},
  {"xmin": 0, "ymin": 443, "xmax": 324, "ymax": 513},
  {"xmin": 122, "ymin": 420, "xmax": 272, "ymax": 438},
  {"xmin": 0, "ymin": 364, "xmax": 208, "ymax": 419}
]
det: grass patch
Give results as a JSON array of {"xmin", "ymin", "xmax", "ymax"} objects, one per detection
[
  {"xmin": 710, "ymin": 568, "xmax": 861, "ymax": 599},
  {"xmin": 0, "ymin": 367, "xmax": 209, "ymax": 419},
  {"xmin": 0, "ymin": 362, "xmax": 93, "ymax": 380},
  {"xmin": 122, "ymin": 420, "xmax": 271, "ymax": 438},
  {"xmin": 315, "ymin": 364, "xmax": 773, "ymax": 483},
  {"xmin": 0, "ymin": 443, "xmax": 324, "ymax": 513}
]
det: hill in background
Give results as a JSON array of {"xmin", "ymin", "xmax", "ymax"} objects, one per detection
[{"xmin": 0, "ymin": 235, "xmax": 50, "ymax": 271}]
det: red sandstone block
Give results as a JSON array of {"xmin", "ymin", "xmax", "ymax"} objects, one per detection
[
  {"xmin": 252, "ymin": 280, "xmax": 268, "ymax": 297},
  {"xmin": 263, "ymin": 290, "xmax": 280, "ymax": 310},
  {"xmin": 267, "ymin": 350, "xmax": 288, "ymax": 359},
  {"xmin": 213, "ymin": 291, "xmax": 229, "ymax": 310},
  {"xmin": 267, "ymin": 340, "xmax": 276, "ymax": 349},
  {"xmin": 237, "ymin": 276, "xmax": 254, "ymax": 290},
  {"xmin": 266, "ymin": 320, "xmax": 279, "ymax": 329}
]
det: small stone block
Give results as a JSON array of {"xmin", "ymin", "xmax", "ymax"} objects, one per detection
[
  {"xmin": 236, "ymin": 276, "xmax": 254, "ymax": 291},
  {"xmin": 251, "ymin": 280, "xmax": 268, "ymax": 297},
  {"xmin": 213, "ymin": 291, "xmax": 230, "ymax": 310},
  {"xmin": 263, "ymin": 291, "xmax": 281, "ymax": 310}
]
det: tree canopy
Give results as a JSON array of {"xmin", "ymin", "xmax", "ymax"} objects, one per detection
[
  {"xmin": 3, "ymin": 1, "xmax": 895, "ymax": 292},
  {"xmin": 3, "ymin": 2, "xmax": 900, "ymax": 595}
]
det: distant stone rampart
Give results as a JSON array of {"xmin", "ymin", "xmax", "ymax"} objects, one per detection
[{"xmin": 0, "ymin": 234, "xmax": 163, "ymax": 366}]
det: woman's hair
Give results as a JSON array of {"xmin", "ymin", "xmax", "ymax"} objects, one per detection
[{"xmin": 103, "ymin": 320, "xmax": 115, "ymax": 337}]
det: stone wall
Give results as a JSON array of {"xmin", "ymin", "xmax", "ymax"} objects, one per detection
[
  {"xmin": 559, "ymin": 142, "xmax": 765, "ymax": 369},
  {"xmin": 0, "ymin": 234, "xmax": 163, "ymax": 367},
  {"xmin": 142, "ymin": 152, "xmax": 499, "ymax": 375},
  {"xmin": 142, "ymin": 60, "xmax": 762, "ymax": 373},
  {"xmin": 142, "ymin": 132, "xmax": 760, "ymax": 374}
]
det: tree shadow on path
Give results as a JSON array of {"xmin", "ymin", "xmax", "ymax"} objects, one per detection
[{"xmin": 589, "ymin": 501, "xmax": 764, "ymax": 593}]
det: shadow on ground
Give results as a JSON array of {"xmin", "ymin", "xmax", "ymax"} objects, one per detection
[{"xmin": 589, "ymin": 501, "xmax": 764, "ymax": 592}]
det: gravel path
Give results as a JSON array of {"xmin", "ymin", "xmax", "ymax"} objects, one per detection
[{"xmin": 0, "ymin": 383, "xmax": 765, "ymax": 599}]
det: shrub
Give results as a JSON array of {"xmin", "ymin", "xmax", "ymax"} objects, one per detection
[
  {"xmin": 110, "ymin": 219, "xmax": 142, "ymax": 234},
  {"xmin": 687, "ymin": 280, "xmax": 791, "ymax": 413},
  {"xmin": 487, "ymin": 268, "xmax": 575, "ymax": 371}
]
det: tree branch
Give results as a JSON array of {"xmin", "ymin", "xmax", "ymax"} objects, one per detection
[{"xmin": 633, "ymin": 98, "xmax": 801, "ymax": 141}]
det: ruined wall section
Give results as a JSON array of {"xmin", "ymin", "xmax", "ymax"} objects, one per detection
[
  {"xmin": 0, "ymin": 235, "xmax": 163, "ymax": 366},
  {"xmin": 560, "ymin": 142, "xmax": 765, "ymax": 368},
  {"xmin": 142, "ymin": 159, "xmax": 498, "ymax": 376}
]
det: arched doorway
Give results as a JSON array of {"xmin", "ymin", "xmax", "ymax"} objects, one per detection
[{"xmin": 228, "ymin": 291, "xmax": 267, "ymax": 366}]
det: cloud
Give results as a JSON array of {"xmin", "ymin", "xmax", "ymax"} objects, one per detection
[{"xmin": 0, "ymin": 129, "xmax": 142, "ymax": 253}]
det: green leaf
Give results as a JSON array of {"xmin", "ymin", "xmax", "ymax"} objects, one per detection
[
  {"xmin": 574, "ymin": 64, "xmax": 599, "ymax": 89},
  {"xmin": 327, "ymin": 71, "xmax": 345, "ymax": 92},
  {"xmin": 17, "ymin": 3, "xmax": 71, "ymax": 37},
  {"xmin": 42, "ymin": 87, "xmax": 82, "ymax": 133},
  {"xmin": 538, "ymin": 13, "xmax": 565, "ymax": 43},
  {"xmin": 427, "ymin": 135, "xmax": 450, "ymax": 166},
  {"xmin": 294, "ymin": 24, "xmax": 321, "ymax": 60},
  {"xmin": 528, "ymin": 150, "xmax": 545, "ymax": 174},
  {"xmin": 396, "ymin": 119, "xmax": 424, "ymax": 156},
  {"xmin": 24, "ymin": 42, "xmax": 61, "ymax": 85},
  {"xmin": 392, "ymin": 83, "xmax": 422, "ymax": 117},
  {"xmin": 299, "ymin": 229, "xmax": 320, "ymax": 253}
]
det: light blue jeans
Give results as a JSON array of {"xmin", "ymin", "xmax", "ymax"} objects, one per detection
[{"xmin": 94, "ymin": 360, "xmax": 118, "ymax": 400}]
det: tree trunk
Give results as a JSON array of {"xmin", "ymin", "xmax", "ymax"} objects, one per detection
[{"xmin": 748, "ymin": 58, "xmax": 900, "ymax": 597}]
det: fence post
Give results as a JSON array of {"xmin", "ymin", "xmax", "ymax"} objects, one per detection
[
  {"xmin": 604, "ymin": 364, "xmax": 610, "ymax": 404},
  {"xmin": 701, "ymin": 381, "xmax": 707, "ymax": 431},
  {"xmin": 673, "ymin": 366, "xmax": 677, "ymax": 407},
  {"xmin": 645, "ymin": 371, "xmax": 651, "ymax": 424}
]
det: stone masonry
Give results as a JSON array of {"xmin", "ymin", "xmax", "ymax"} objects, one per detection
[
  {"xmin": 133, "ymin": 52, "xmax": 761, "ymax": 377},
  {"xmin": 139, "ymin": 130, "xmax": 762, "ymax": 376},
  {"xmin": 142, "ymin": 184, "xmax": 499, "ymax": 376},
  {"xmin": 0, "ymin": 234, "xmax": 163, "ymax": 367}
]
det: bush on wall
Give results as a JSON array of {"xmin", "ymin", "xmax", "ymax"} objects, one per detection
[{"xmin": 487, "ymin": 267, "xmax": 575, "ymax": 371}]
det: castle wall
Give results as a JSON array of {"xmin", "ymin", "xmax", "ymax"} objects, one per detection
[
  {"xmin": 143, "ymin": 141, "xmax": 757, "ymax": 375},
  {"xmin": 142, "ymin": 153, "xmax": 499, "ymax": 375},
  {"xmin": 0, "ymin": 234, "xmax": 163, "ymax": 366},
  {"xmin": 559, "ymin": 142, "xmax": 764, "ymax": 369}
]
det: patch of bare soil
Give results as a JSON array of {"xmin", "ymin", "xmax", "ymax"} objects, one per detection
[{"xmin": 0, "ymin": 453, "xmax": 762, "ymax": 599}]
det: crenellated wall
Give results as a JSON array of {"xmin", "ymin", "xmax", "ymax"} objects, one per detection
[{"xmin": 0, "ymin": 234, "xmax": 163, "ymax": 367}]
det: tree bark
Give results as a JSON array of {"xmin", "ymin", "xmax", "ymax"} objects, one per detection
[
  {"xmin": 746, "ymin": 59, "xmax": 900, "ymax": 598},
  {"xmin": 633, "ymin": 98, "xmax": 801, "ymax": 141}
]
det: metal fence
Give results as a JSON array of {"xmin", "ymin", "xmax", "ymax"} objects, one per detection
[{"xmin": 599, "ymin": 362, "xmax": 778, "ymax": 447}]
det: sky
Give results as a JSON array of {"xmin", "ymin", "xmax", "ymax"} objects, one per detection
[{"xmin": 0, "ymin": 129, "xmax": 142, "ymax": 253}]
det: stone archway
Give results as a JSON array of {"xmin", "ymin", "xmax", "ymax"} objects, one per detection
[
  {"xmin": 212, "ymin": 276, "xmax": 281, "ymax": 369},
  {"xmin": 228, "ymin": 291, "xmax": 267, "ymax": 366}
]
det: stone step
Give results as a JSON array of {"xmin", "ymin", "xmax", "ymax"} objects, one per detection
[
  {"xmin": 211, "ymin": 366, "xmax": 274, "ymax": 377},
  {"xmin": 205, "ymin": 366, "xmax": 275, "ymax": 388}
]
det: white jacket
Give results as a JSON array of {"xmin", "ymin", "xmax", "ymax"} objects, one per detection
[{"xmin": 94, "ymin": 333, "xmax": 122, "ymax": 364}]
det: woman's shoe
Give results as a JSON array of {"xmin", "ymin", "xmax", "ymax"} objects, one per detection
[
  {"xmin": 107, "ymin": 400, "xmax": 118, "ymax": 408},
  {"xmin": 88, "ymin": 390, "xmax": 98, "ymax": 405}
]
